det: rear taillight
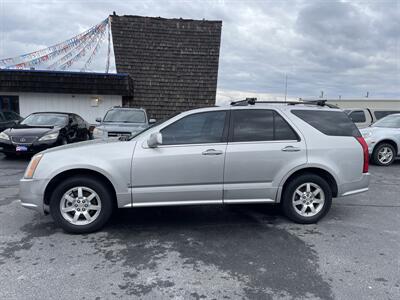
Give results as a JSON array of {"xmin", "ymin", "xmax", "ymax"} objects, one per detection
[{"xmin": 356, "ymin": 137, "xmax": 369, "ymax": 173}]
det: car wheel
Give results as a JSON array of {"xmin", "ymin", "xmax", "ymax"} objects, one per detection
[
  {"xmin": 282, "ymin": 174, "xmax": 332, "ymax": 224},
  {"xmin": 61, "ymin": 137, "xmax": 68, "ymax": 145},
  {"xmin": 50, "ymin": 176, "xmax": 113, "ymax": 233},
  {"xmin": 372, "ymin": 143, "xmax": 395, "ymax": 166}
]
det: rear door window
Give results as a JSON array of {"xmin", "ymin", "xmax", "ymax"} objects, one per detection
[
  {"xmin": 292, "ymin": 110, "xmax": 361, "ymax": 137},
  {"xmin": 348, "ymin": 110, "xmax": 366, "ymax": 123},
  {"xmin": 230, "ymin": 109, "xmax": 299, "ymax": 142}
]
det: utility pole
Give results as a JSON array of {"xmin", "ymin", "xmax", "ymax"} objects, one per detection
[{"xmin": 284, "ymin": 73, "xmax": 288, "ymax": 102}]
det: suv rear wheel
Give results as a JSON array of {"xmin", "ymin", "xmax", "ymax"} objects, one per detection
[
  {"xmin": 282, "ymin": 174, "xmax": 332, "ymax": 224},
  {"xmin": 50, "ymin": 176, "xmax": 113, "ymax": 233},
  {"xmin": 372, "ymin": 143, "xmax": 395, "ymax": 166}
]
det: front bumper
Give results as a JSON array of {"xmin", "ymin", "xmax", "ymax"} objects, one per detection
[
  {"xmin": 19, "ymin": 177, "xmax": 49, "ymax": 214},
  {"xmin": 0, "ymin": 139, "xmax": 60, "ymax": 155},
  {"xmin": 338, "ymin": 173, "xmax": 370, "ymax": 197}
]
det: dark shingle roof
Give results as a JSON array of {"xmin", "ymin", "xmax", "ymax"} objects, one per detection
[
  {"xmin": 111, "ymin": 15, "xmax": 222, "ymax": 119},
  {"xmin": 0, "ymin": 69, "xmax": 133, "ymax": 96}
]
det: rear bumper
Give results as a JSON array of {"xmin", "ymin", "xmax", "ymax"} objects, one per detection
[
  {"xmin": 338, "ymin": 173, "xmax": 370, "ymax": 197},
  {"xmin": 19, "ymin": 178, "xmax": 49, "ymax": 214}
]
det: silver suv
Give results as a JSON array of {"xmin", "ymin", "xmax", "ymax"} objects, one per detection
[
  {"xmin": 20, "ymin": 101, "xmax": 370, "ymax": 233},
  {"xmin": 93, "ymin": 107, "xmax": 156, "ymax": 139}
]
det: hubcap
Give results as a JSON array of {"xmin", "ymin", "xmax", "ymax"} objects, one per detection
[
  {"xmin": 292, "ymin": 182, "xmax": 325, "ymax": 217},
  {"xmin": 60, "ymin": 186, "xmax": 101, "ymax": 226},
  {"xmin": 378, "ymin": 147, "xmax": 393, "ymax": 164}
]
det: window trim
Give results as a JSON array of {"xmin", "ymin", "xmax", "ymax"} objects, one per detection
[
  {"xmin": 158, "ymin": 110, "xmax": 230, "ymax": 146},
  {"xmin": 228, "ymin": 108, "xmax": 300, "ymax": 143}
]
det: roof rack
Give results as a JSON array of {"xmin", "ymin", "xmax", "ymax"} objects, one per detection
[{"xmin": 230, "ymin": 98, "xmax": 339, "ymax": 108}]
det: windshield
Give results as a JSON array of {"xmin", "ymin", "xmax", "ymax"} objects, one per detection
[
  {"xmin": 103, "ymin": 109, "xmax": 146, "ymax": 123},
  {"xmin": 372, "ymin": 115, "xmax": 400, "ymax": 128},
  {"xmin": 21, "ymin": 114, "xmax": 68, "ymax": 126}
]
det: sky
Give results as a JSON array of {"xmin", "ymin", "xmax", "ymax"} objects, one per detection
[{"xmin": 0, "ymin": 0, "xmax": 399, "ymax": 102}]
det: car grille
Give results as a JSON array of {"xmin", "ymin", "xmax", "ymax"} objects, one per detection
[
  {"xmin": 11, "ymin": 136, "xmax": 38, "ymax": 144},
  {"xmin": 108, "ymin": 132, "xmax": 131, "ymax": 138}
]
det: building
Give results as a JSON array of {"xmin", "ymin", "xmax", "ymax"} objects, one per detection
[
  {"xmin": 111, "ymin": 14, "xmax": 222, "ymax": 120},
  {"xmin": 326, "ymin": 98, "xmax": 400, "ymax": 110},
  {"xmin": 0, "ymin": 15, "xmax": 222, "ymax": 122},
  {"xmin": 0, "ymin": 69, "xmax": 133, "ymax": 123}
]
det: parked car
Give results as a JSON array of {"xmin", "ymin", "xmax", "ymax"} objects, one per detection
[
  {"xmin": 20, "ymin": 101, "xmax": 369, "ymax": 233},
  {"xmin": 93, "ymin": 107, "xmax": 155, "ymax": 139},
  {"xmin": 0, "ymin": 112, "xmax": 91, "ymax": 157},
  {"xmin": 0, "ymin": 110, "xmax": 23, "ymax": 132},
  {"xmin": 360, "ymin": 114, "xmax": 400, "ymax": 166},
  {"xmin": 344, "ymin": 108, "xmax": 400, "ymax": 128}
]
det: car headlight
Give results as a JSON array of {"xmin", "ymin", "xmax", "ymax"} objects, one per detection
[
  {"xmin": 0, "ymin": 131, "xmax": 10, "ymax": 141},
  {"xmin": 362, "ymin": 131, "xmax": 372, "ymax": 139},
  {"xmin": 93, "ymin": 127, "xmax": 105, "ymax": 138},
  {"xmin": 24, "ymin": 154, "xmax": 43, "ymax": 179},
  {"xmin": 38, "ymin": 132, "xmax": 59, "ymax": 141}
]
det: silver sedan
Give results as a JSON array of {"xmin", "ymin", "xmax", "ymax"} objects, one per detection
[{"xmin": 360, "ymin": 114, "xmax": 400, "ymax": 166}]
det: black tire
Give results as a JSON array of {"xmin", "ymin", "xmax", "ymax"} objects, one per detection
[
  {"xmin": 281, "ymin": 173, "xmax": 332, "ymax": 224},
  {"xmin": 372, "ymin": 143, "xmax": 396, "ymax": 166},
  {"xmin": 60, "ymin": 137, "xmax": 68, "ymax": 145},
  {"xmin": 50, "ymin": 176, "xmax": 113, "ymax": 233}
]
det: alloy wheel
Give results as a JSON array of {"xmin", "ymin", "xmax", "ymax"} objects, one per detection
[
  {"xmin": 377, "ymin": 147, "xmax": 393, "ymax": 165},
  {"xmin": 59, "ymin": 186, "xmax": 102, "ymax": 225},
  {"xmin": 292, "ymin": 182, "xmax": 325, "ymax": 217}
]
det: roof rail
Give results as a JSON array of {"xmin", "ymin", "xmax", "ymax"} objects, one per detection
[
  {"xmin": 230, "ymin": 97, "xmax": 257, "ymax": 106},
  {"xmin": 230, "ymin": 98, "xmax": 339, "ymax": 108}
]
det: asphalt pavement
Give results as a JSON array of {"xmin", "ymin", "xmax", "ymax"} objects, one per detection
[{"xmin": 0, "ymin": 154, "xmax": 399, "ymax": 299}]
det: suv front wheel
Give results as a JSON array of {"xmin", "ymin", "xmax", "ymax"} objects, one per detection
[
  {"xmin": 50, "ymin": 176, "xmax": 113, "ymax": 233},
  {"xmin": 282, "ymin": 174, "xmax": 332, "ymax": 224}
]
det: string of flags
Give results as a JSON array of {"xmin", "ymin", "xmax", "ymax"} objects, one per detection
[{"xmin": 0, "ymin": 18, "xmax": 111, "ymax": 73}]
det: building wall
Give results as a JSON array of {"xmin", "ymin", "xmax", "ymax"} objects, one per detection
[
  {"xmin": 111, "ymin": 15, "xmax": 222, "ymax": 120},
  {"xmin": 1, "ymin": 92, "xmax": 122, "ymax": 124},
  {"xmin": 327, "ymin": 99, "xmax": 400, "ymax": 110}
]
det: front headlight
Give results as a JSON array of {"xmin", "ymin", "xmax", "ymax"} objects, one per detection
[
  {"xmin": 24, "ymin": 154, "xmax": 43, "ymax": 179},
  {"xmin": 93, "ymin": 128, "xmax": 105, "ymax": 138},
  {"xmin": 0, "ymin": 131, "xmax": 10, "ymax": 141},
  {"xmin": 38, "ymin": 132, "xmax": 59, "ymax": 141}
]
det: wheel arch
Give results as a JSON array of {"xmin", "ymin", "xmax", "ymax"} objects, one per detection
[
  {"xmin": 44, "ymin": 168, "xmax": 118, "ymax": 207},
  {"xmin": 373, "ymin": 139, "xmax": 398, "ymax": 155},
  {"xmin": 276, "ymin": 167, "xmax": 338, "ymax": 202}
]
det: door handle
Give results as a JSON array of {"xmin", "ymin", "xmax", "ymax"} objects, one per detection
[
  {"xmin": 202, "ymin": 149, "xmax": 223, "ymax": 155},
  {"xmin": 281, "ymin": 146, "xmax": 301, "ymax": 152}
]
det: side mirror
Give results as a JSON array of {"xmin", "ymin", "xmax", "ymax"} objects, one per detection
[
  {"xmin": 149, "ymin": 118, "xmax": 156, "ymax": 124},
  {"xmin": 95, "ymin": 117, "xmax": 102, "ymax": 123},
  {"xmin": 147, "ymin": 132, "xmax": 162, "ymax": 148}
]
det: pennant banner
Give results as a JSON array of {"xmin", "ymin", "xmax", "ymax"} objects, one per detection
[{"xmin": 0, "ymin": 18, "xmax": 109, "ymax": 71}]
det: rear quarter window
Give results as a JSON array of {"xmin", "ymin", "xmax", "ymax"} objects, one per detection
[
  {"xmin": 373, "ymin": 111, "xmax": 400, "ymax": 120},
  {"xmin": 291, "ymin": 109, "xmax": 361, "ymax": 137}
]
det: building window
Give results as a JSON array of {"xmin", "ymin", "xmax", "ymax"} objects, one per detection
[{"xmin": 0, "ymin": 96, "xmax": 20, "ymax": 114}]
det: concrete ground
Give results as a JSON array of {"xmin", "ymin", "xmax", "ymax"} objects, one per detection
[{"xmin": 0, "ymin": 153, "xmax": 399, "ymax": 300}]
